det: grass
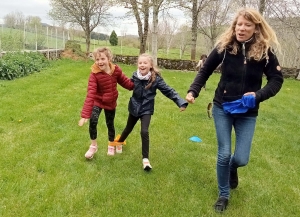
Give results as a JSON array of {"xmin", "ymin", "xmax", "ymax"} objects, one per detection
[
  {"xmin": 1, "ymin": 26, "xmax": 195, "ymax": 60},
  {"xmin": 1, "ymin": 26, "xmax": 66, "ymax": 51},
  {"xmin": 88, "ymin": 40, "xmax": 193, "ymax": 60},
  {"xmin": 0, "ymin": 59, "xmax": 299, "ymax": 216}
]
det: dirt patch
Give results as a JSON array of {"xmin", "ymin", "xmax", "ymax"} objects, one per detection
[{"xmin": 61, "ymin": 49, "xmax": 88, "ymax": 61}]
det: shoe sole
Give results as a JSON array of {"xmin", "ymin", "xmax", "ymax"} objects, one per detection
[
  {"xmin": 144, "ymin": 166, "xmax": 152, "ymax": 171},
  {"xmin": 230, "ymin": 184, "xmax": 238, "ymax": 189}
]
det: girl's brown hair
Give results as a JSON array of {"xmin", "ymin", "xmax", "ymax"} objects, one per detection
[
  {"xmin": 92, "ymin": 47, "xmax": 113, "ymax": 62},
  {"xmin": 215, "ymin": 8, "xmax": 281, "ymax": 61},
  {"xmin": 138, "ymin": 53, "xmax": 161, "ymax": 89}
]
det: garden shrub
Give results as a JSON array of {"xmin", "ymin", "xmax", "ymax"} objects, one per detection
[
  {"xmin": 64, "ymin": 40, "xmax": 86, "ymax": 59},
  {"xmin": 0, "ymin": 52, "xmax": 49, "ymax": 80}
]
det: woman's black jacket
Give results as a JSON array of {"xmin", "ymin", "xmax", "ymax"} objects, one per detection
[{"xmin": 188, "ymin": 41, "xmax": 284, "ymax": 116}]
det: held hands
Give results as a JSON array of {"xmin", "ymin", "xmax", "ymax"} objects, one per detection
[
  {"xmin": 78, "ymin": 118, "xmax": 88, "ymax": 126},
  {"xmin": 185, "ymin": 92, "xmax": 195, "ymax": 104}
]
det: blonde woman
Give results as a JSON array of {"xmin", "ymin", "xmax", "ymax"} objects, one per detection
[{"xmin": 186, "ymin": 8, "xmax": 283, "ymax": 212}]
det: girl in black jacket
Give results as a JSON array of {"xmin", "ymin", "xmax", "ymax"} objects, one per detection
[
  {"xmin": 116, "ymin": 53, "xmax": 188, "ymax": 171},
  {"xmin": 186, "ymin": 8, "xmax": 283, "ymax": 212}
]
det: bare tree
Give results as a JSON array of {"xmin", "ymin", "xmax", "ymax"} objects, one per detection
[
  {"xmin": 258, "ymin": 0, "xmax": 267, "ymax": 14},
  {"xmin": 26, "ymin": 16, "xmax": 42, "ymax": 29},
  {"xmin": 3, "ymin": 14, "xmax": 15, "ymax": 29},
  {"xmin": 174, "ymin": 24, "xmax": 192, "ymax": 59},
  {"xmin": 3, "ymin": 12, "xmax": 25, "ymax": 29},
  {"xmin": 267, "ymin": 0, "xmax": 300, "ymax": 41},
  {"xmin": 197, "ymin": 0, "xmax": 233, "ymax": 49},
  {"xmin": 153, "ymin": 16, "xmax": 178, "ymax": 55},
  {"xmin": 117, "ymin": 0, "xmax": 150, "ymax": 54},
  {"xmin": 177, "ymin": 0, "xmax": 211, "ymax": 60},
  {"xmin": 151, "ymin": 0, "xmax": 165, "ymax": 64},
  {"xmin": 49, "ymin": 0, "xmax": 111, "ymax": 54},
  {"xmin": 118, "ymin": 0, "xmax": 173, "ymax": 64},
  {"xmin": 234, "ymin": 0, "xmax": 267, "ymax": 14},
  {"xmin": 158, "ymin": 17, "xmax": 179, "ymax": 57},
  {"xmin": 266, "ymin": 0, "xmax": 300, "ymax": 68},
  {"xmin": 14, "ymin": 12, "xmax": 26, "ymax": 29}
]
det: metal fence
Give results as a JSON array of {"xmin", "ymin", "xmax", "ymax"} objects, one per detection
[{"xmin": 0, "ymin": 24, "xmax": 70, "ymax": 52}]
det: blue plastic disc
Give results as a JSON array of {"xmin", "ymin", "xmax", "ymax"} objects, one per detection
[{"xmin": 189, "ymin": 136, "xmax": 202, "ymax": 142}]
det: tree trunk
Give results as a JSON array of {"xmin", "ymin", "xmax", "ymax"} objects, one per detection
[
  {"xmin": 241, "ymin": 0, "xmax": 246, "ymax": 7},
  {"xmin": 259, "ymin": 0, "xmax": 266, "ymax": 14},
  {"xmin": 190, "ymin": 0, "xmax": 198, "ymax": 61},
  {"xmin": 152, "ymin": 7, "xmax": 159, "ymax": 65},
  {"xmin": 130, "ymin": 0, "xmax": 149, "ymax": 54},
  {"xmin": 84, "ymin": 24, "xmax": 91, "ymax": 55},
  {"xmin": 85, "ymin": 31, "xmax": 91, "ymax": 55}
]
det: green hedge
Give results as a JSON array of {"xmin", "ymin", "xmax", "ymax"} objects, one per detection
[{"xmin": 0, "ymin": 52, "xmax": 49, "ymax": 80}]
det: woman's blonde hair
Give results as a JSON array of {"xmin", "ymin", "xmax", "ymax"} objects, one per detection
[
  {"xmin": 138, "ymin": 53, "xmax": 161, "ymax": 89},
  {"xmin": 92, "ymin": 47, "xmax": 113, "ymax": 62},
  {"xmin": 215, "ymin": 8, "xmax": 281, "ymax": 61}
]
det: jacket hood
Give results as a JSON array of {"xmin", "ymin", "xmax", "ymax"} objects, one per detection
[{"xmin": 91, "ymin": 62, "xmax": 115, "ymax": 74}]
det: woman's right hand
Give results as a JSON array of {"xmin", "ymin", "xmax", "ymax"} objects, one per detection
[
  {"xmin": 185, "ymin": 92, "xmax": 195, "ymax": 104},
  {"xmin": 78, "ymin": 118, "xmax": 88, "ymax": 126}
]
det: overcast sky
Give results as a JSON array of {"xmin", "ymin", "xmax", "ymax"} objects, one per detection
[
  {"xmin": 0, "ymin": 0, "xmax": 186, "ymax": 36},
  {"xmin": 0, "ymin": 0, "xmax": 51, "ymax": 23}
]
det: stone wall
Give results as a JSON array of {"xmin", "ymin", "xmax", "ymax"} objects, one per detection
[
  {"xmin": 113, "ymin": 54, "xmax": 299, "ymax": 79},
  {"xmin": 113, "ymin": 55, "xmax": 197, "ymax": 71},
  {"xmin": 38, "ymin": 49, "xmax": 64, "ymax": 60},
  {"xmin": 1, "ymin": 51, "xmax": 298, "ymax": 79},
  {"xmin": 281, "ymin": 67, "xmax": 300, "ymax": 79}
]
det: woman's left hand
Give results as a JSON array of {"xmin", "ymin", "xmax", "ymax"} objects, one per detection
[
  {"xmin": 185, "ymin": 92, "xmax": 195, "ymax": 104},
  {"xmin": 244, "ymin": 92, "xmax": 256, "ymax": 97}
]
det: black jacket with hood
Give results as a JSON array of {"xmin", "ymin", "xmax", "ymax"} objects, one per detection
[
  {"xmin": 188, "ymin": 39, "xmax": 283, "ymax": 116},
  {"xmin": 128, "ymin": 71, "xmax": 188, "ymax": 117}
]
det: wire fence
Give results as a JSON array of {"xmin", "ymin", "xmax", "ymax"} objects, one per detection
[
  {"xmin": 1, "ymin": 24, "xmax": 299, "ymax": 68},
  {"xmin": 0, "ymin": 24, "xmax": 70, "ymax": 53}
]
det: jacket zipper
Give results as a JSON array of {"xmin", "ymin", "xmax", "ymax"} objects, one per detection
[
  {"xmin": 241, "ymin": 42, "xmax": 247, "ymax": 95},
  {"xmin": 240, "ymin": 37, "xmax": 254, "ymax": 95}
]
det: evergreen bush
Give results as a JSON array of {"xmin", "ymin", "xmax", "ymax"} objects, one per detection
[{"xmin": 109, "ymin": 30, "xmax": 118, "ymax": 46}]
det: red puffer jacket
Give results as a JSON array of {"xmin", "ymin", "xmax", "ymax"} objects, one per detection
[{"xmin": 81, "ymin": 63, "xmax": 134, "ymax": 118}]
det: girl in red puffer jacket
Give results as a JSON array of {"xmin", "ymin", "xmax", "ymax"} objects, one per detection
[{"xmin": 78, "ymin": 47, "xmax": 134, "ymax": 159}]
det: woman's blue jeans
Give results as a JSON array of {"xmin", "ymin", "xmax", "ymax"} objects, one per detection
[{"xmin": 212, "ymin": 105, "xmax": 257, "ymax": 199}]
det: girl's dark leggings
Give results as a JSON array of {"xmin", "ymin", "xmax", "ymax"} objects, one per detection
[
  {"xmin": 119, "ymin": 114, "xmax": 151, "ymax": 159},
  {"xmin": 89, "ymin": 106, "xmax": 116, "ymax": 142}
]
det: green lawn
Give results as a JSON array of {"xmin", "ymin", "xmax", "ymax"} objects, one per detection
[
  {"xmin": 0, "ymin": 59, "xmax": 299, "ymax": 216},
  {"xmin": 1, "ymin": 27, "xmax": 195, "ymax": 60},
  {"xmin": 87, "ymin": 40, "xmax": 193, "ymax": 60}
]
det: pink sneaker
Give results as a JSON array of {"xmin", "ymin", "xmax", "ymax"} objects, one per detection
[
  {"xmin": 107, "ymin": 145, "xmax": 115, "ymax": 156},
  {"xmin": 116, "ymin": 145, "xmax": 122, "ymax": 154},
  {"xmin": 85, "ymin": 145, "xmax": 98, "ymax": 159}
]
